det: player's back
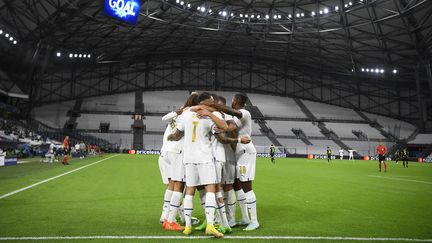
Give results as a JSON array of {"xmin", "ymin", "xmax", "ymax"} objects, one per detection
[
  {"xmin": 234, "ymin": 109, "xmax": 256, "ymax": 154},
  {"xmin": 162, "ymin": 116, "xmax": 183, "ymax": 154},
  {"xmin": 180, "ymin": 109, "xmax": 214, "ymax": 164},
  {"xmin": 235, "ymin": 109, "xmax": 252, "ymax": 137}
]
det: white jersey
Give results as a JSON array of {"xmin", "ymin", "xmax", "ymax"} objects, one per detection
[
  {"xmin": 234, "ymin": 109, "xmax": 256, "ymax": 154},
  {"xmin": 348, "ymin": 150, "xmax": 355, "ymax": 156},
  {"xmin": 49, "ymin": 144, "xmax": 55, "ymax": 154},
  {"xmin": 75, "ymin": 144, "xmax": 80, "ymax": 150},
  {"xmin": 339, "ymin": 149, "xmax": 344, "ymax": 156},
  {"xmin": 177, "ymin": 109, "xmax": 215, "ymax": 164},
  {"xmin": 223, "ymin": 114, "xmax": 236, "ymax": 162},
  {"xmin": 212, "ymin": 112, "xmax": 226, "ymax": 162},
  {"xmin": 161, "ymin": 111, "xmax": 183, "ymax": 154}
]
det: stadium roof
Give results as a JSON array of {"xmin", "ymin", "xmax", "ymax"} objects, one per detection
[{"xmin": 0, "ymin": 0, "xmax": 431, "ymax": 122}]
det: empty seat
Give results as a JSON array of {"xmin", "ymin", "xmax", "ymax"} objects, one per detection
[
  {"xmin": 267, "ymin": 120, "xmax": 322, "ymax": 137},
  {"xmin": 302, "ymin": 100, "xmax": 361, "ymax": 120},
  {"xmin": 408, "ymin": 134, "xmax": 432, "ymax": 144},
  {"xmin": 32, "ymin": 101, "xmax": 75, "ymax": 128},
  {"xmin": 366, "ymin": 113, "xmax": 416, "ymax": 139},
  {"xmin": 247, "ymin": 93, "xmax": 306, "ymax": 118},
  {"xmin": 76, "ymin": 114, "xmax": 132, "ymax": 130}
]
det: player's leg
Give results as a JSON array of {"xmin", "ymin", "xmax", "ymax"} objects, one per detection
[
  {"xmin": 164, "ymin": 181, "xmax": 184, "ymax": 230},
  {"xmin": 158, "ymin": 154, "xmax": 173, "ymax": 223},
  {"xmin": 193, "ymin": 185, "xmax": 210, "ymax": 231},
  {"xmin": 62, "ymin": 149, "xmax": 67, "ymax": 165},
  {"xmin": 216, "ymin": 184, "xmax": 231, "ymax": 233},
  {"xmin": 234, "ymin": 179, "xmax": 250, "ymax": 225},
  {"xmin": 222, "ymin": 160, "xmax": 237, "ymax": 227},
  {"xmin": 238, "ymin": 153, "xmax": 259, "ymax": 231},
  {"xmin": 214, "ymin": 161, "xmax": 231, "ymax": 233},
  {"xmin": 164, "ymin": 153, "xmax": 186, "ymax": 231},
  {"xmin": 160, "ymin": 180, "xmax": 174, "ymax": 223},
  {"xmin": 182, "ymin": 186, "xmax": 196, "ymax": 235},
  {"xmin": 382, "ymin": 156, "xmax": 388, "ymax": 172},
  {"xmin": 199, "ymin": 163, "xmax": 223, "ymax": 238}
]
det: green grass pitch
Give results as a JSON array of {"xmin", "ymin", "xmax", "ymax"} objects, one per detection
[{"xmin": 0, "ymin": 154, "xmax": 431, "ymax": 243}]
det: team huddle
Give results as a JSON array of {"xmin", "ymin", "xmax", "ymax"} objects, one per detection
[{"xmin": 158, "ymin": 92, "xmax": 259, "ymax": 238}]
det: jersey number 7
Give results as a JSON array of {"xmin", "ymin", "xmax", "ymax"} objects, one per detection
[{"xmin": 192, "ymin": 121, "xmax": 198, "ymax": 143}]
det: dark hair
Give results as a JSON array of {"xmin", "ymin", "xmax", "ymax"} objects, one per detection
[
  {"xmin": 218, "ymin": 96, "xmax": 226, "ymax": 105},
  {"xmin": 234, "ymin": 93, "xmax": 248, "ymax": 107},
  {"xmin": 198, "ymin": 92, "xmax": 212, "ymax": 103},
  {"xmin": 183, "ymin": 93, "xmax": 199, "ymax": 107},
  {"xmin": 210, "ymin": 93, "xmax": 219, "ymax": 103}
]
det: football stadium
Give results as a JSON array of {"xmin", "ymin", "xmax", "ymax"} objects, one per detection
[{"xmin": 0, "ymin": 0, "xmax": 431, "ymax": 242}]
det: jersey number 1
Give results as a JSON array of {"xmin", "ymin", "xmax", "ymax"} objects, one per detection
[{"xmin": 192, "ymin": 121, "xmax": 198, "ymax": 143}]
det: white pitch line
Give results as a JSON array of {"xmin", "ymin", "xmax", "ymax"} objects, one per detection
[
  {"xmin": 0, "ymin": 154, "xmax": 120, "ymax": 200},
  {"xmin": 368, "ymin": 175, "xmax": 432, "ymax": 185},
  {"xmin": 0, "ymin": 236, "xmax": 431, "ymax": 241}
]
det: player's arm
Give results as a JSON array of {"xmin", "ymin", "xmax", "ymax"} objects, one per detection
[
  {"xmin": 196, "ymin": 109, "xmax": 228, "ymax": 131},
  {"xmin": 168, "ymin": 115, "xmax": 185, "ymax": 141},
  {"xmin": 167, "ymin": 129, "xmax": 184, "ymax": 141},
  {"xmin": 215, "ymin": 132, "xmax": 251, "ymax": 144},
  {"xmin": 162, "ymin": 111, "xmax": 177, "ymax": 123},
  {"xmin": 193, "ymin": 101, "xmax": 243, "ymax": 119},
  {"xmin": 225, "ymin": 119, "xmax": 238, "ymax": 132}
]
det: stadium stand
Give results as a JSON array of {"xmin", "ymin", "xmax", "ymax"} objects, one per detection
[
  {"xmin": 28, "ymin": 91, "xmax": 424, "ymax": 156},
  {"xmin": 143, "ymin": 91, "xmax": 190, "ymax": 113},
  {"xmin": 248, "ymin": 93, "xmax": 306, "ymax": 118},
  {"xmin": 76, "ymin": 114, "xmax": 132, "ymax": 131},
  {"xmin": 143, "ymin": 134, "xmax": 164, "ymax": 150},
  {"xmin": 302, "ymin": 100, "xmax": 361, "ymax": 120},
  {"xmin": 307, "ymin": 139, "xmax": 340, "ymax": 155},
  {"xmin": 267, "ymin": 120, "xmax": 321, "ymax": 137},
  {"xmin": 278, "ymin": 138, "xmax": 309, "ymax": 154},
  {"xmin": 325, "ymin": 122, "xmax": 385, "ymax": 140},
  {"xmin": 365, "ymin": 113, "xmax": 417, "ymax": 139},
  {"xmin": 144, "ymin": 116, "xmax": 167, "ymax": 133},
  {"xmin": 32, "ymin": 101, "xmax": 75, "ymax": 129},
  {"xmin": 408, "ymin": 134, "xmax": 432, "ymax": 144},
  {"xmin": 81, "ymin": 93, "xmax": 135, "ymax": 112}
]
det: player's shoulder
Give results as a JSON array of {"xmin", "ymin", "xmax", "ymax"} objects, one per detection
[{"xmin": 239, "ymin": 108, "xmax": 251, "ymax": 118}]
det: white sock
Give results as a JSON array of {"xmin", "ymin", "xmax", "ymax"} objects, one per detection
[
  {"xmin": 183, "ymin": 195, "xmax": 194, "ymax": 227},
  {"xmin": 199, "ymin": 189, "xmax": 206, "ymax": 210},
  {"xmin": 216, "ymin": 191, "xmax": 229, "ymax": 227},
  {"xmin": 205, "ymin": 192, "xmax": 217, "ymax": 225},
  {"xmin": 167, "ymin": 191, "xmax": 183, "ymax": 223},
  {"xmin": 245, "ymin": 190, "xmax": 258, "ymax": 224},
  {"xmin": 161, "ymin": 189, "xmax": 173, "ymax": 221},
  {"xmin": 225, "ymin": 189, "xmax": 236, "ymax": 222},
  {"xmin": 179, "ymin": 202, "xmax": 185, "ymax": 224},
  {"xmin": 236, "ymin": 189, "xmax": 250, "ymax": 222}
]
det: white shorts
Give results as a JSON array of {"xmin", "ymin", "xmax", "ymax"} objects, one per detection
[
  {"xmin": 236, "ymin": 152, "xmax": 256, "ymax": 182},
  {"xmin": 166, "ymin": 151, "xmax": 185, "ymax": 182},
  {"xmin": 185, "ymin": 162, "xmax": 218, "ymax": 187},
  {"xmin": 158, "ymin": 154, "xmax": 171, "ymax": 185},
  {"xmin": 222, "ymin": 160, "xmax": 236, "ymax": 185},
  {"xmin": 215, "ymin": 160, "xmax": 224, "ymax": 184}
]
